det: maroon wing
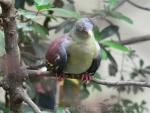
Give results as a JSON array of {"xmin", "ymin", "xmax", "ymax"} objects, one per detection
[{"xmin": 45, "ymin": 35, "xmax": 68, "ymax": 73}]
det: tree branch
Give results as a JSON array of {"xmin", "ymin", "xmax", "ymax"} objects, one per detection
[
  {"xmin": 1, "ymin": 0, "xmax": 20, "ymax": 74},
  {"xmin": 48, "ymin": 25, "xmax": 59, "ymax": 30},
  {"xmin": 26, "ymin": 63, "xmax": 46, "ymax": 70},
  {"xmin": 119, "ymin": 35, "xmax": 150, "ymax": 45},
  {"xmin": 127, "ymin": 0, "xmax": 150, "ymax": 11},
  {"xmin": 0, "ymin": 80, "xmax": 4, "ymax": 87},
  {"xmin": 19, "ymin": 90, "xmax": 42, "ymax": 113},
  {"xmin": 27, "ymin": 69, "xmax": 80, "ymax": 79},
  {"xmin": 92, "ymin": 79, "xmax": 150, "ymax": 88},
  {"xmin": 0, "ymin": 1, "xmax": 39, "ymax": 113},
  {"xmin": 0, "ymin": 0, "xmax": 11, "ymax": 8},
  {"xmin": 27, "ymin": 69, "xmax": 150, "ymax": 88}
]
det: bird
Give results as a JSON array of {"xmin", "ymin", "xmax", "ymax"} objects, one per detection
[{"xmin": 45, "ymin": 17, "xmax": 101, "ymax": 81}]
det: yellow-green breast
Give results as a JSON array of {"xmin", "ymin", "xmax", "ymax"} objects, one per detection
[{"xmin": 64, "ymin": 37, "xmax": 100, "ymax": 74}]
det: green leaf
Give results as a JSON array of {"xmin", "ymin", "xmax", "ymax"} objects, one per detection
[
  {"xmin": 32, "ymin": 21, "xmax": 49, "ymax": 37},
  {"xmin": 139, "ymin": 59, "xmax": 144, "ymax": 68},
  {"xmin": 104, "ymin": 49, "xmax": 117, "ymax": 66},
  {"xmin": 17, "ymin": 22, "xmax": 32, "ymax": 31},
  {"xmin": 101, "ymin": 49, "xmax": 108, "ymax": 60},
  {"xmin": 0, "ymin": 30, "xmax": 6, "ymax": 56},
  {"xmin": 18, "ymin": 9, "xmax": 36, "ymax": 19},
  {"xmin": 109, "ymin": 63, "xmax": 118, "ymax": 76},
  {"xmin": 35, "ymin": 4, "xmax": 52, "ymax": 10},
  {"xmin": 107, "ymin": 0, "xmax": 119, "ymax": 9},
  {"xmin": 15, "ymin": 0, "xmax": 25, "ymax": 9},
  {"xmin": 92, "ymin": 10, "xmax": 107, "ymax": 17},
  {"xmin": 91, "ymin": 81, "xmax": 102, "ymax": 91},
  {"xmin": 109, "ymin": 11, "xmax": 133, "ymax": 24},
  {"xmin": 42, "ymin": 111, "xmax": 53, "ymax": 113},
  {"xmin": 63, "ymin": 22, "xmax": 75, "ymax": 33},
  {"xmin": 49, "ymin": 8, "xmax": 81, "ymax": 19},
  {"xmin": 34, "ymin": 0, "xmax": 50, "ymax": 5},
  {"xmin": 3, "ymin": 108, "xmax": 11, "ymax": 113},
  {"xmin": 93, "ymin": 26, "xmax": 102, "ymax": 41},
  {"xmin": 141, "ymin": 100, "xmax": 146, "ymax": 105},
  {"xmin": 0, "ymin": 101, "xmax": 10, "ymax": 113},
  {"xmin": 55, "ymin": 20, "xmax": 76, "ymax": 33},
  {"xmin": 56, "ymin": 107, "xmax": 66, "ymax": 113},
  {"xmin": 122, "ymin": 99, "xmax": 132, "ymax": 106},
  {"xmin": 79, "ymin": 88, "xmax": 89, "ymax": 99},
  {"xmin": 34, "ymin": 0, "xmax": 53, "ymax": 10},
  {"xmin": 145, "ymin": 65, "xmax": 150, "ymax": 69},
  {"xmin": 140, "ymin": 69, "xmax": 150, "ymax": 75},
  {"xmin": 100, "ymin": 25, "xmax": 119, "ymax": 39},
  {"xmin": 0, "ymin": 102, "xmax": 5, "ymax": 111},
  {"xmin": 101, "ymin": 40, "xmax": 130, "ymax": 52},
  {"xmin": 94, "ymin": 72, "xmax": 101, "ymax": 79},
  {"xmin": 26, "ymin": 0, "xmax": 34, "ymax": 5},
  {"xmin": 32, "ymin": 41, "xmax": 48, "ymax": 58}
]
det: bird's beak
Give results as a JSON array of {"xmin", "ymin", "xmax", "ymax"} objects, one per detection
[
  {"xmin": 85, "ymin": 29, "xmax": 92, "ymax": 36},
  {"xmin": 87, "ymin": 30, "xmax": 93, "ymax": 36}
]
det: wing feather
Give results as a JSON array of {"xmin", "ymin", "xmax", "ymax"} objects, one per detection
[
  {"xmin": 45, "ymin": 35, "xmax": 68, "ymax": 73},
  {"xmin": 87, "ymin": 50, "xmax": 101, "ymax": 75}
]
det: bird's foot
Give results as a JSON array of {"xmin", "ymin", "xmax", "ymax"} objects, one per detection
[
  {"xmin": 80, "ymin": 72, "xmax": 92, "ymax": 82},
  {"xmin": 56, "ymin": 73, "xmax": 65, "ymax": 81}
]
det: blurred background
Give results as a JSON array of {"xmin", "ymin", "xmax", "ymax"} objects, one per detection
[{"xmin": 0, "ymin": 0, "xmax": 150, "ymax": 113}]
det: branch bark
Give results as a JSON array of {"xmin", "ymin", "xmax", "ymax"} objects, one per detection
[
  {"xmin": 27, "ymin": 69, "xmax": 80, "ymax": 79},
  {"xmin": 27, "ymin": 69, "xmax": 150, "ymax": 88},
  {"xmin": 0, "ymin": 0, "xmax": 11, "ymax": 7},
  {"xmin": 92, "ymin": 79, "xmax": 150, "ymax": 88},
  {"xmin": 19, "ymin": 90, "xmax": 42, "ymax": 113},
  {"xmin": 119, "ymin": 35, "xmax": 150, "ymax": 45},
  {"xmin": 0, "ymin": 1, "xmax": 43, "ymax": 113},
  {"xmin": 1, "ymin": 0, "xmax": 20, "ymax": 74},
  {"xmin": 127, "ymin": 0, "xmax": 150, "ymax": 11},
  {"xmin": 0, "ymin": 0, "xmax": 23, "ymax": 112}
]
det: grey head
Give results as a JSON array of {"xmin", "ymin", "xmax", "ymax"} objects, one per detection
[{"xmin": 74, "ymin": 17, "xmax": 94, "ymax": 39}]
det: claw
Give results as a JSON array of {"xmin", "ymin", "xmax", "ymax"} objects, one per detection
[
  {"xmin": 80, "ymin": 72, "xmax": 92, "ymax": 82},
  {"xmin": 56, "ymin": 73, "xmax": 65, "ymax": 81}
]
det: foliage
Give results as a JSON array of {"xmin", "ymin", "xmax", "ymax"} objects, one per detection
[
  {"xmin": 108, "ymin": 96, "xmax": 148, "ymax": 113},
  {"xmin": 0, "ymin": 0, "xmax": 149, "ymax": 113}
]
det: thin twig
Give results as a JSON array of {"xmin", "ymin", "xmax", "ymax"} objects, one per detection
[
  {"xmin": 92, "ymin": 78, "xmax": 150, "ymax": 88},
  {"xmin": 127, "ymin": 0, "xmax": 150, "ymax": 11}
]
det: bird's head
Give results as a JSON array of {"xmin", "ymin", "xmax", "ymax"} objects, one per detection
[{"xmin": 73, "ymin": 17, "xmax": 94, "ymax": 39}]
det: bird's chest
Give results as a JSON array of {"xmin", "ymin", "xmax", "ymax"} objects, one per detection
[{"xmin": 64, "ymin": 41, "xmax": 98, "ymax": 74}]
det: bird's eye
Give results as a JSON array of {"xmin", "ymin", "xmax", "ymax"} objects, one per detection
[{"xmin": 76, "ymin": 23, "xmax": 84, "ymax": 31}]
